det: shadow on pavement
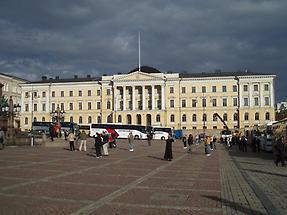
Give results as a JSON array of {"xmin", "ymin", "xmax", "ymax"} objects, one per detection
[
  {"xmin": 147, "ymin": 155, "xmax": 165, "ymax": 161},
  {"xmin": 239, "ymin": 161, "xmax": 264, "ymax": 165},
  {"xmin": 242, "ymin": 168, "xmax": 287, "ymax": 178},
  {"xmin": 203, "ymin": 195, "xmax": 267, "ymax": 215}
]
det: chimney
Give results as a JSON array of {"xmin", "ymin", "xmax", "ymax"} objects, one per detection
[
  {"xmin": 55, "ymin": 76, "xmax": 59, "ymax": 79},
  {"xmin": 103, "ymin": 74, "xmax": 107, "ymax": 76},
  {"xmin": 41, "ymin": 76, "xmax": 47, "ymax": 80},
  {"xmin": 74, "ymin": 75, "xmax": 78, "ymax": 79},
  {"xmin": 87, "ymin": 74, "xmax": 91, "ymax": 78}
]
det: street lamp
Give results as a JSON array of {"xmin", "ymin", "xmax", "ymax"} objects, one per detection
[
  {"xmin": 234, "ymin": 76, "xmax": 240, "ymax": 130},
  {"xmin": 50, "ymin": 105, "xmax": 65, "ymax": 137}
]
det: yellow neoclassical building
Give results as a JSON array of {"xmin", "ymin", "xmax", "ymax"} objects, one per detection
[{"xmin": 20, "ymin": 66, "xmax": 276, "ymax": 133}]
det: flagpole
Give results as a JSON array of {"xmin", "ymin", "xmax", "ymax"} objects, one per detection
[{"xmin": 138, "ymin": 31, "xmax": 141, "ymax": 72}]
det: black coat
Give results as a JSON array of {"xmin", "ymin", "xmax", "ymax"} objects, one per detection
[{"xmin": 164, "ymin": 138, "xmax": 174, "ymax": 160}]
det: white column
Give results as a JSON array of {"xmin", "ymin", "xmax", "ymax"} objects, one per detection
[
  {"xmin": 142, "ymin": 86, "xmax": 145, "ymax": 110},
  {"xmin": 132, "ymin": 86, "xmax": 136, "ymax": 110},
  {"xmin": 260, "ymin": 82, "xmax": 264, "ymax": 108},
  {"xmin": 161, "ymin": 85, "xmax": 165, "ymax": 110},
  {"xmin": 249, "ymin": 82, "xmax": 252, "ymax": 107},
  {"xmin": 123, "ymin": 86, "xmax": 126, "ymax": 111},
  {"xmin": 270, "ymin": 81, "xmax": 274, "ymax": 107},
  {"xmin": 152, "ymin": 85, "xmax": 155, "ymax": 110},
  {"xmin": 114, "ymin": 88, "xmax": 118, "ymax": 111}
]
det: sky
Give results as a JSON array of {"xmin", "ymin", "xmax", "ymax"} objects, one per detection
[{"xmin": 0, "ymin": 0, "xmax": 286, "ymax": 101}]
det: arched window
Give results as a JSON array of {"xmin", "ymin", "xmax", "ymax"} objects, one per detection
[
  {"xmin": 33, "ymin": 117, "xmax": 37, "ymax": 122},
  {"xmin": 136, "ymin": 114, "xmax": 142, "ymax": 125},
  {"xmin": 233, "ymin": 113, "xmax": 238, "ymax": 121},
  {"xmin": 107, "ymin": 114, "xmax": 113, "ymax": 123},
  {"xmin": 223, "ymin": 113, "xmax": 227, "ymax": 121},
  {"xmin": 25, "ymin": 117, "xmax": 28, "ymax": 125},
  {"xmin": 79, "ymin": 116, "xmax": 83, "ymax": 124},
  {"xmin": 42, "ymin": 117, "xmax": 45, "ymax": 122},
  {"xmin": 97, "ymin": 115, "xmax": 101, "ymax": 123},
  {"xmin": 255, "ymin": 112, "xmax": 259, "ymax": 121},
  {"xmin": 203, "ymin": 113, "xmax": 207, "ymax": 122},
  {"xmin": 118, "ymin": 115, "xmax": 122, "ymax": 123},
  {"xmin": 70, "ymin": 116, "xmax": 73, "ymax": 123},
  {"xmin": 244, "ymin": 113, "xmax": 249, "ymax": 121},
  {"xmin": 213, "ymin": 114, "xmax": 217, "ymax": 122},
  {"xmin": 182, "ymin": 114, "xmax": 186, "ymax": 122},
  {"xmin": 88, "ymin": 116, "xmax": 92, "ymax": 124},
  {"xmin": 127, "ymin": 114, "xmax": 132, "ymax": 124},
  {"xmin": 265, "ymin": 112, "xmax": 270, "ymax": 120},
  {"xmin": 192, "ymin": 114, "xmax": 197, "ymax": 122},
  {"xmin": 170, "ymin": 114, "xmax": 175, "ymax": 122},
  {"xmin": 156, "ymin": 114, "xmax": 161, "ymax": 122}
]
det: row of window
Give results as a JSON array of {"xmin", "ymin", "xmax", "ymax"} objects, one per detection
[{"xmin": 170, "ymin": 83, "xmax": 270, "ymax": 94}]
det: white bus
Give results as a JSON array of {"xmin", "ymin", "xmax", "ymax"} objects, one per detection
[
  {"xmin": 90, "ymin": 124, "xmax": 149, "ymax": 139},
  {"xmin": 152, "ymin": 127, "xmax": 171, "ymax": 140}
]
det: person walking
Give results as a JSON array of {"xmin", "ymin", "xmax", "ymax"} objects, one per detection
[
  {"xmin": 0, "ymin": 128, "xmax": 5, "ymax": 150},
  {"xmin": 128, "ymin": 132, "xmax": 134, "ymax": 151},
  {"xmin": 49, "ymin": 123, "xmax": 54, "ymax": 142},
  {"xmin": 182, "ymin": 135, "xmax": 187, "ymax": 149},
  {"xmin": 101, "ymin": 131, "xmax": 109, "ymax": 156},
  {"xmin": 205, "ymin": 136, "xmax": 211, "ymax": 156},
  {"xmin": 187, "ymin": 134, "xmax": 193, "ymax": 152},
  {"xmin": 274, "ymin": 137, "xmax": 285, "ymax": 167},
  {"xmin": 147, "ymin": 132, "xmax": 152, "ymax": 146},
  {"xmin": 212, "ymin": 135, "xmax": 217, "ymax": 150},
  {"xmin": 94, "ymin": 133, "xmax": 102, "ymax": 158},
  {"xmin": 79, "ymin": 130, "xmax": 88, "ymax": 152},
  {"xmin": 241, "ymin": 135, "xmax": 248, "ymax": 152},
  {"xmin": 67, "ymin": 131, "xmax": 76, "ymax": 151},
  {"xmin": 164, "ymin": 134, "xmax": 174, "ymax": 161}
]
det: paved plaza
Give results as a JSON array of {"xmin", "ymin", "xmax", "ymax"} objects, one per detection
[{"xmin": 0, "ymin": 138, "xmax": 286, "ymax": 215}]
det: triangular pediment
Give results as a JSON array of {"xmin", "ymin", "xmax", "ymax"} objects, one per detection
[{"xmin": 114, "ymin": 71, "xmax": 164, "ymax": 82}]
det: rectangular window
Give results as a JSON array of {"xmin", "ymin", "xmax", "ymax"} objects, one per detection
[
  {"xmin": 107, "ymin": 89, "xmax": 111, "ymax": 96},
  {"xmin": 51, "ymin": 103, "xmax": 55, "ymax": 111},
  {"xmin": 254, "ymin": 84, "xmax": 259, "ymax": 92},
  {"xmin": 265, "ymin": 97, "xmax": 270, "ymax": 106},
  {"xmin": 97, "ymin": 89, "xmax": 101, "ymax": 96},
  {"xmin": 33, "ymin": 104, "xmax": 37, "ymax": 111},
  {"xmin": 107, "ymin": 101, "xmax": 111, "ymax": 109},
  {"xmin": 243, "ymin": 85, "xmax": 248, "ymax": 92},
  {"xmin": 202, "ymin": 98, "xmax": 206, "ymax": 107},
  {"xmin": 79, "ymin": 102, "xmax": 82, "ymax": 110},
  {"xmin": 88, "ymin": 102, "xmax": 92, "ymax": 110},
  {"xmin": 223, "ymin": 98, "xmax": 227, "ymax": 107},
  {"xmin": 52, "ymin": 91, "xmax": 55, "ymax": 97},
  {"xmin": 264, "ymin": 84, "xmax": 269, "ymax": 91},
  {"xmin": 212, "ymin": 98, "xmax": 217, "ymax": 107},
  {"xmin": 61, "ymin": 91, "xmax": 64, "ymax": 97},
  {"xmin": 69, "ymin": 91, "xmax": 73, "ymax": 97},
  {"xmin": 129, "ymin": 101, "xmax": 133, "ymax": 109},
  {"xmin": 170, "ymin": 87, "xmax": 174, "ymax": 93},
  {"xmin": 222, "ymin": 86, "xmax": 227, "ymax": 92},
  {"xmin": 25, "ymin": 92, "xmax": 29, "ymax": 98},
  {"xmin": 233, "ymin": 85, "xmax": 237, "ymax": 92},
  {"xmin": 97, "ymin": 102, "xmax": 101, "ymax": 109},
  {"xmin": 88, "ymin": 90, "xmax": 92, "ymax": 96},
  {"xmin": 33, "ymin": 92, "xmax": 38, "ymax": 98},
  {"xmin": 79, "ymin": 90, "xmax": 82, "ymax": 96},
  {"xmin": 170, "ymin": 100, "xmax": 174, "ymax": 108},
  {"xmin": 202, "ymin": 86, "xmax": 206, "ymax": 93},
  {"xmin": 182, "ymin": 100, "xmax": 186, "ymax": 108},
  {"xmin": 182, "ymin": 87, "xmax": 186, "ymax": 94},
  {"xmin": 192, "ymin": 99, "xmax": 197, "ymax": 107},
  {"xmin": 233, "ymin": 98, "xmax": 238, "ymax": 107},
  {"xmin": 254, "ymin": 97, "xmax": 259, "ymax": 106},
  {"xmin": 157, "ymin": 100, "xmax": 161, "ymax": 109},
  {"xmin": 244, "ymin": 98, "xmax": 249, "ymax": 106},
  {"xmin": 69, "ymin": 103, "xmax": 73, "ymax": 110},
  {"xmin": 25, "ymin": 104, "xmax": 29, "ymax": 112},
  {"xmin": 42, "ymin": 103, "xmax": 46, "ymax": 111},
  {"xmin": 60, "ymin": 103, "xmax": 64, "ymax": 111},
  {"xmin": 192, "ymin": 86, "xmax": 196, "ymax": 93},
  {"xmin": 42, "ymin": 92, "xmax": 46, "ymax": 98},
  {"xmin": 212, "ymin": 86, "xmax": 216, "ymax": 93}
]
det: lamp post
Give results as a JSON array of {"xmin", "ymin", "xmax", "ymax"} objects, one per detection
[
  {"xmin": 0, "ymin": 96, "xmax": 21, "ymax": 145},
  {"xmin": 50, "ymin": 105, "xmax": 65, "ymax": 137},
  {"xmin": 234, "ymin": 76, "xmax": 240, "ymax": 130}
]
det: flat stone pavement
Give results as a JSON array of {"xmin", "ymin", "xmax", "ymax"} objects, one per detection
[{"xmin": 0, "ymin": 138, "xmax": 286, "ymax": 215}]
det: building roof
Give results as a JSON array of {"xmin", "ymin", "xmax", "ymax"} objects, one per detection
[
  {"xmin": 129, "ymin": 66, "xmax": 161, "ymax": 74},
  {"xmin": 179, "ymin": 71, "xmax": 276, "ymax": 78},
  {"xmin": 28, "ymin": 75, "xmax": 101, "ymax": 84},
  {"xmin": 0, "ymin": 72, "xmax": 29, "ymax": 82}
]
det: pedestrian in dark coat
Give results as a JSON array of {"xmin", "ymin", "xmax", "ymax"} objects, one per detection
[
  {"xmin": 241, "ymin": 135, "xmax": 248, "ymax": 152},
  {"xmin": 164, "ymin": 134, "xmax": 174, "ymax": 161},
  {"xmin": 94, "ymin": 133, "xmax": 102, "ymax": 158},
  {"xmin": 187, "ymin": 134, "xmax": 193, "ymax": 152},
  {"xmin": 274, "ymin": 137, "xmax": 285, "ymax": 167}
]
